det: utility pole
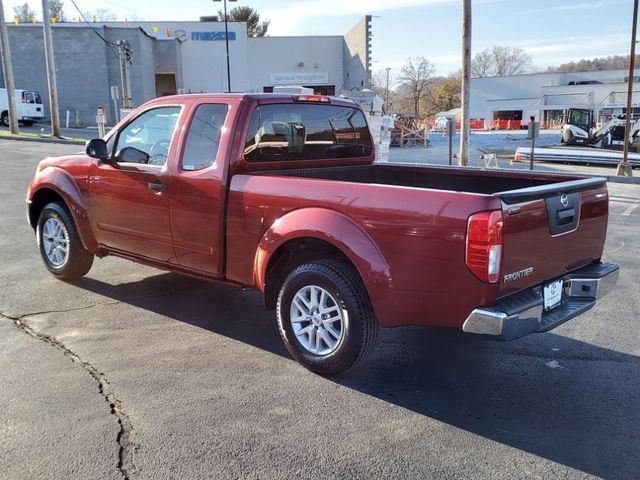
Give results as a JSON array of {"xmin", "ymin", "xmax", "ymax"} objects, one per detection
[
  {"xmin": 459, "ymin": 0, "xmax": 471, "ymax": 166},
  {"xmin": 0, "ymin": 0, "xmax": 19, "ymax": 134},
  {"xmin": 617, "ymin": 0, "xmax": 638, "ymax": 177},
  {"xmin": 41, "ymin": 0, "xmax": 61, "ymax": 137},
  {"xmin": 384, "ymin": 67, "xmax": 391, "ymax": 109},
  {"xmin": 118, "ymin": 40, "xmax": 133, "ymax": 109}
]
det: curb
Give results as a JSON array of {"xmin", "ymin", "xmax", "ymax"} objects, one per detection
[{"xmin": 0, "ymin": 135, "xmax": 85, "ymax": 146}]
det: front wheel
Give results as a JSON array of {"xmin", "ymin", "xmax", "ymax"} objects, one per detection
[
  {"xmin": 276, "ymin": 260, "xmax": 378, "ymax": 375},
  {"xmin": 36, "ymin": 202, "xmax": 94, "ymax": 281},
  {"xmin": 1, "ymin": 112, "xmax": 8, "ymax": 127}
]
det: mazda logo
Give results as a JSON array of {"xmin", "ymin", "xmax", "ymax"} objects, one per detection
[{"xmin": 560, "ymin": 193, "xmax": 569, "ymax": 208}]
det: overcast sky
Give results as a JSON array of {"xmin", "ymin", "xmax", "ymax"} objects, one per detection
[{"xmin": 3, "ymin": 0, "xmax": 636, "ymax": 77}]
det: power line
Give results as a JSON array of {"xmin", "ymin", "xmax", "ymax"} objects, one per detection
[{"xmin": 67, "ymin": 0, "xmax": 119, "ymax": 48}]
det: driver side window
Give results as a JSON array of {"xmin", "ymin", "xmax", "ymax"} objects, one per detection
[{"xmin": 114, "ymin": 106, "xmax": 181, "ymax": 166}]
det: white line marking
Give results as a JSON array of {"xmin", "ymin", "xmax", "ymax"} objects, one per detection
[{"xmin": 622, "ymin": 203, "xmax": 640, "ymax": 216}]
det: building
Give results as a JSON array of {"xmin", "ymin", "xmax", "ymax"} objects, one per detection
[
  {"xmin": 0, "ymin": 16, "xmax": 372, "ymax": 125},
  {"xmin": 471, "ymin": 69, "xmax": 640, "ymax": 127}
]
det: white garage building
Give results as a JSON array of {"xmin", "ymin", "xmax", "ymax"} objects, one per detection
[{"xmin": 471, "ymin": 69, "xmax": 640, "ymax": 127}]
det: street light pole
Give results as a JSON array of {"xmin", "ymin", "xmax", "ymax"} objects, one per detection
[
  {"xmin": 384, "ymin": 67, "xmax": 390, "ymax": 109},
  {"xmin": 617, "ymin": 0, "xmax": 638, "ymax": 177},
  {"xmin": 0, "ymin": 0, "xmax": 19, "ymax": 134},
  {"xmin": 213, "ymin": 0, "xmax": 236, "ymax": 93}
]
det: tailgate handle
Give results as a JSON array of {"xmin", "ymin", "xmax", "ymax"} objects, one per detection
[{"xmin": 557, "ymin": 208, "xmax": 575, "ymax": 225}]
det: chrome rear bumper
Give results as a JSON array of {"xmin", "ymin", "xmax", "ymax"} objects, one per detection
[{"xmin": 462, "ymin": 262, "xmax": 619, "ymax": 341}]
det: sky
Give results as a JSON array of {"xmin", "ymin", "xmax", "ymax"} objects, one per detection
[{"xmin": 3, "ymin": 0, "xmax": 637, "ymax": 79}]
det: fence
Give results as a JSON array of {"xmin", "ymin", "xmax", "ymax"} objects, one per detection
[{"xmin": 427, "ymin": 118, "xmax": 563, "ymax": 132}]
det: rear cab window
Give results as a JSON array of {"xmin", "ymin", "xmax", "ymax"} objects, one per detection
[
  {"xmin": 244, "ymin": 103, "xmax": 372, "ymax": 162},
  {"xmin": 181, "ymin": 104, "xmax": 229, "ymax": 171}
]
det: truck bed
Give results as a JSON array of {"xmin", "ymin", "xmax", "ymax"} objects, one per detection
[
  {"xmin": 228, "ymin": 163, "xmax": 609, "ymax": 329},
  {"xmin": 260, "ymin": 163, "xmax": 572, "ymax": 195}
]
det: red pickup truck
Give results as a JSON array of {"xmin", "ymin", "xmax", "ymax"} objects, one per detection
[{"xmin": 27, "ymin": 94, "xmax": 619, "ymax": 374}]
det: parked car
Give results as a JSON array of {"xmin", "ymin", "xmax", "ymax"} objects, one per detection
[
  {"xmin": 0, "ymin": 88, "xmax": 44, "ymax": 126},
  {"xmin": 26, "ymin": 93, "xmax": 619, "ymax": 374}
]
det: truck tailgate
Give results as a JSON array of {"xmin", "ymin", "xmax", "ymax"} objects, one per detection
[{"xmin": 496, "ymin": 178, "xmax": 609, "ymax": 297}]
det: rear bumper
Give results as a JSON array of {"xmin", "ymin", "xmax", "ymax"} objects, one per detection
[{"xmin": 462, "ymin": 262, "xmax": 619, "ymax": 341}]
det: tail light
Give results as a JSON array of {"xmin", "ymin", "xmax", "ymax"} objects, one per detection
[
  {"xmin": 513, "ymin": 151, "xmax": 522, "ymax": 163},
  {"xmin": 293, "ymin": 95, "xmax": 331, "ymax": 103},
  {"xmin": 466, "ymin": 210, "xmax": 503, "ymax": 283}
]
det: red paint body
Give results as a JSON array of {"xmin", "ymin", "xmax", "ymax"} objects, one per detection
[{"xmin": 27, "ymin": 94, "xmax": 610, "ymax": 329}]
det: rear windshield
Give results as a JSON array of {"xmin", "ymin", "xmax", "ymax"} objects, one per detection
[
  {"xmin": 22, "ymin": 92, "xmax": 42, "ymax": 104},
  {"xmin": 244, "ymin": 104, "xmax": 372, "ymax": 162}
]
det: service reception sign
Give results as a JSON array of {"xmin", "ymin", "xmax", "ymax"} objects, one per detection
[{"xmin": 270, "ymin": 72, "xmax": 329, "ymax": 85}]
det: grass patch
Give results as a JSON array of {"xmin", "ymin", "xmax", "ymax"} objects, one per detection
[{"xmin": 0, "ymin": 130, "xmax": 86, "ymax": 144}]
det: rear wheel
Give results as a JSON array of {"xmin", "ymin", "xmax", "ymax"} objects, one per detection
[
  {"xmin": 22, "ymin": 120, "xmax": 34, "ymax": 127},
  {"xmin": 276, "ymin": 260, "xmax": 378, "ymax": 375},
  {"xmin": 36, "ymin": 202, "xmax": 94, "ymax": 281}
]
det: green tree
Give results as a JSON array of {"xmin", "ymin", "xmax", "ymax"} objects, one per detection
[
  {"xmin": 425, "ymin": 75, "xmax": 461, "ymax": 116},
  {"xmin": 48, "ymin": 0, "xmax": 65, "ymax": 22},
  {"xmin": 218, "ymin": 6, "xmax": 269, "ymax": 37},
  {"xmin": 13, "ymin": 3, "xmax": 36, "ymax": 23}
]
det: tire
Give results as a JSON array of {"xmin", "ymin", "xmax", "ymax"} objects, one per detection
[
  {"xmin": 276, "ymin": 260, "xmax": 378, "ymax": 375},
  {"xmin": 22, "ymin": 120, "xmax": 34, "ymax": 127},
  {"xmin": 563, "ymin": 129, "xmax": 574, "ymax": 145},
  {"xmin": 1, "ymin": 111, "xmax": 8, "ymax": 127},
  {"xmin": 36, "ymin": 202, "xmax": 94, "ymax": 281}
]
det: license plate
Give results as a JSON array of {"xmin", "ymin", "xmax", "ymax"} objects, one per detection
[{"xmin": 543, "ymin": 280, "xmax": 563, "ymax": 311}]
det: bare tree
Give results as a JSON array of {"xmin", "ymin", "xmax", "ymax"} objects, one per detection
[
  {"xmin": 398, "ymin": 56, "xmax": 435, "ymax": 117},
  {"xmin": 472, "ymin": 46, "xmax": 533, "ymax": 77},
  {"xmin": 86, "ymin": 8, "xmax": 118, "ymax": 22}
]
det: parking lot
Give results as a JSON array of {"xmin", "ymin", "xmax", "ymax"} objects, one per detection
[{"xmin": 1, "ymin": 139, "xmax": 639, "ymax": 479}]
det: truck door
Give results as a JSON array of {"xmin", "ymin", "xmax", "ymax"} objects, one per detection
[
  {"xmin": 88, "ymin": 105, "xmax": 182, "ymax": 261},
  {"xmin": 169, "ymin": 100, "xmax": 238, "ymax": 275}
]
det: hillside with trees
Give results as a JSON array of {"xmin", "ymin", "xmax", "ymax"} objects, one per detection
[{"xmin": 547, "ymin": 54, "xmax": 639, "ymax": 73}]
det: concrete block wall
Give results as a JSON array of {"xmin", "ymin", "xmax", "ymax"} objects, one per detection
[
  {"xmin": 3, "ymin": 25, "xmax": 111, "ymax": 127},
  {"xmin": 1, "ymin": 25, "xmax": 180, "ymax": 127}
]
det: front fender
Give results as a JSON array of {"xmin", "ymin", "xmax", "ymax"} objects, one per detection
[
  {"xmin": 28, "ymin": 167, "xmax": 98, "ymax": 251},
  {"xmin": 254, "ymin": 207, "xmax": 394, "ymax": 315}
]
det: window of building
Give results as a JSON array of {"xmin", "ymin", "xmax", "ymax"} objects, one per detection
[
  {"xmin": 114, "ymin": 106, "xmax": 181, "ymax": 166},
  {"xmin": 244, "ymin": 104, "xmax": 372, "ymax": 162},
  {"xmin": 181, "ymin": 104, "xmax": 229, "ymax": 171}
]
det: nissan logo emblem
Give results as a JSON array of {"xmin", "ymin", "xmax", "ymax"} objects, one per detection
[{"xmin": 560, "ymin": 193, "xmax": 569, "ymax": 207}]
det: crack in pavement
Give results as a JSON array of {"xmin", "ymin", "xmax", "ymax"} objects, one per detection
[{"xmin": 2, "ymin": 312, "xmax": 139, "ymax": 480}]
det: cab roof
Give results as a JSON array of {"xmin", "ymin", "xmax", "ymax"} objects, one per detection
[{"xmin": 152, "ymin": 93, "xmax": 359, "ymax": 108}]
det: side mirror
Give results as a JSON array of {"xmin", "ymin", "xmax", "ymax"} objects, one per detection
[
  {"xmin": 86, "ymin": 138, "xmax": 109, "ymax": 161},
  {"xmin": 118, "ymin": 146, "xmax": 150, "ymax": 164}
]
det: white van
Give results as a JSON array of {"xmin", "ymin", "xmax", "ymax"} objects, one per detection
[{"xmin": 0, "ymin": 88, "xmax": 45, "ymax": 126}]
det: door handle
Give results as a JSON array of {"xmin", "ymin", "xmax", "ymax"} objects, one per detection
[{"xmin": 147, "ymin": 181, "xmax": 167, "ymax": 191}]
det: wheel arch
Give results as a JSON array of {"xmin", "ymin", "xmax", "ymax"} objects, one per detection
[
  {"xmin": 255, "ymin": 208, "xmax": 393, "ymax": 311},
  {"xmin": 29, "ymin": 174, "xmax": 98, "ymax": 252}
]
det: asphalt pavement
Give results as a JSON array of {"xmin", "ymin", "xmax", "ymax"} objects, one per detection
[{"xmin": 1, "ymin": 139, "xmax": 639, "ymax": 479}]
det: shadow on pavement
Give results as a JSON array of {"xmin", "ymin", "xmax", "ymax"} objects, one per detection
[{"xmin": 77, "ymin": 272, "xmax": 639, "ymax": 480}]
